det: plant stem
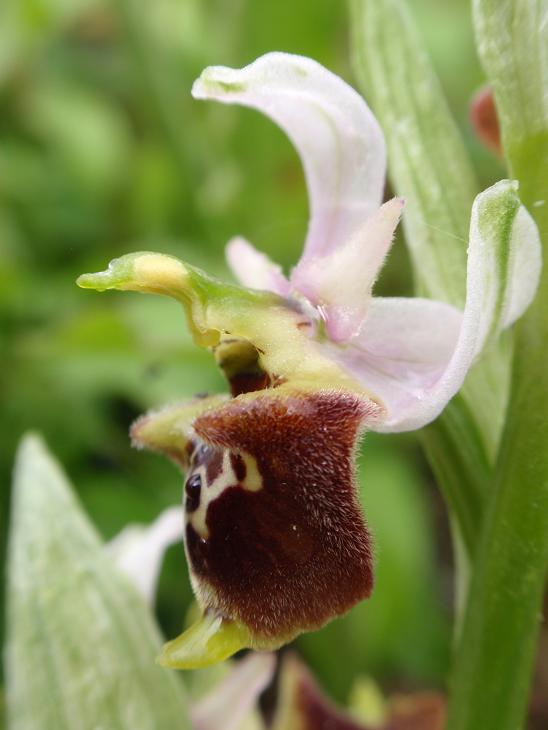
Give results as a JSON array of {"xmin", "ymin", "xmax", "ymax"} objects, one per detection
[
  {"xmin": 446, "ymin": 0, "xmax": 548, "ymax": 725},
  {"xmin": 446, "ymin": 180, "xmax": 548, "ymax": 730},
  {"xmin": 420, "ymin": 398, "xmax": 490, "ymax": 558},
  {"xmin": 446, "ymin": 254, "xmax": 548, "ymax": 730}
]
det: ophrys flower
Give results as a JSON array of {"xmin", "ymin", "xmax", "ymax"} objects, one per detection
[{"xmin": 78, "ymin": 52, "xmax": 541, "ymax": 668}]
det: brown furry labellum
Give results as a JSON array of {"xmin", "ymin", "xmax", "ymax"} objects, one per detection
[{"xmin": 133, "ymin": 388, "xmax": 381, "ymax": 647}]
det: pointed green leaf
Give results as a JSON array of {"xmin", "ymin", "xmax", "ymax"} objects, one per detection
[
  {"xmin": 474, "ymin": 0, "xmax": 548, "ymax": 236},
  {"xmin": 5, "ymin": 434, "xmax": 191, "ymax": 730},
  {"xmin": 349, "ymin": 0, "xmax": 477, "ymax": 306}
]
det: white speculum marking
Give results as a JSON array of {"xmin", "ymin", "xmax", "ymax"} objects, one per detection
[{"xmin": 186, "ymin": 450, "xmax": 263, "ymax": 539}]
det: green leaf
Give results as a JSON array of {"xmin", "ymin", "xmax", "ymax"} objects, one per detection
[
  {"xmin": 473, "ymin": 0, "xmax": 548, "ymax": 237},
  {"xmin": 5, "ymin": 434, "xmax": 191, "ymax": 730},
  {"xmin": 349, "ymin": 0, "xmax": 476, "ymax": 307},
  {"xmin": 473, "ymin": 0, "xmax": 548, "ymax": 180}
]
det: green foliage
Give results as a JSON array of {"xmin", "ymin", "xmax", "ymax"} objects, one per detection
[
  {"xmin": 6, "ymin": 434, "xmax": 190, "ymax": 729},
  {"xmin": 349, "ymin": 0, "xmax": 476, "ymax": 308}
]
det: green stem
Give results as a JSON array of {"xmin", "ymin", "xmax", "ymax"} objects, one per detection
[
  {"xmin": 446, "ymin": 1, "xmax": 548, "ymax": 725},
  {"xmin": 420, "ymin": 397, "xmax": 490, "ymax": 558},
  {"xmin": 447, "ymin": 174, "xmax": 548, "ymax": 730},
  {"xmin": 446, "ymin": 264, "xmax": 548, "ymax": 730}
]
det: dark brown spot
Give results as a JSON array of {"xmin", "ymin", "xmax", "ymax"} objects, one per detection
[
  {"xmin": 185, "ymin": 391, "xmax": 380, "ymax": 643},
  {"xmin": 230, "ymin": 453, "xmax": 247, "ymax": 481},
  {"xmin": 185, "ymin": 472, "xmax": 202, "ymax": 513},
  {"xmin": 186, "ymin": 523, "xmax": 209, "ymax": 572},
  {"xmin": 230, "ymin": 371, "xmax": 271, "ymax": 397},
  {"xmin": 205, "ymin": 451, "xmax": 223, "ymax": 484},
  {"xmin": 190, "ymin": 442, "xmax": 224, "ymax": 485}
]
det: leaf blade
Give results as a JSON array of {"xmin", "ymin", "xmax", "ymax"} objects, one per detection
[
  {"xmin": 5, "ymin": 434, "xmax": 191, "ymax": 730},
  {"xmin": 349, "ymin": 0, "xmax": 477, "ymax": 306},
  {"xmin": 473, "ymin": 0, "xmax": 548, "ymax": 235}
]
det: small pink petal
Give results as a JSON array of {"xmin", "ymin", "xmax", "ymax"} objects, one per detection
[
  {"xmin": 226, "ymin": 236, "xmax": 290, "ymax": 295},
  {"xmin": 291, "ymin": 198, "xmax": 404, "ymax": 342},
  {"xmin": 326, "ymin": 296, "xmax": 462, "ymax": 430}
]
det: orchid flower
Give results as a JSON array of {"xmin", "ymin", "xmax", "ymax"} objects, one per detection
[{"xmin": 78, "ymin": 52, "xmax": 541, "ymax": 668}]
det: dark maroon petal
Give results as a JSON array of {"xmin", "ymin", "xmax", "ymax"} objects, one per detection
[
  {"xmin": 183, "ymin": 389, "xmax": 381, "ymax": 645},
  {"xmin": 294, "ymin": 670, "xmax": 368, "ymax": 730},
  {"xmin": 272, "ymin": 654, "xmax": 368, "ymax": 730},
  {"xmin": 272, "ymin": 654, "xmax": 446, "ymax": 730}
]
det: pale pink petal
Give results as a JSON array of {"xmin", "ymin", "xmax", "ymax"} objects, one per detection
[
  {"xmin": 226, "ymin": 236, "xmax": 290, "ymax": 295},
  {"xmin": 107, "ymin": 506, "xmax": 183, "ymax": 605},
  {"xmin": 291, "ymin": 198, "xmax": 404, "ymax": 342},
  {"xmin": 332, "ymin": 181, "xmax": 541, "ymax": 432},
  {"xmin": 192, "ymin": 52, "xmax": 386, "ymax": 262},
  {"xmin": 191, "ymin": 653, "xmax": 276, "ymax": 730},
  {"xmin": 325, "ymin": 297, "xmax": 462, "ymax": 430}
]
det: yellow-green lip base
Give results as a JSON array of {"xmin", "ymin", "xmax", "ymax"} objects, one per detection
[{"xmin": 156, "ymin": 613, "xmax": 252, "ymax": 670}]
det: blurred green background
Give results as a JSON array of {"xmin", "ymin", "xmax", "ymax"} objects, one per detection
[{"xmin": 0, "ymin": 0, "xmax": 504, "ymax": 712}]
